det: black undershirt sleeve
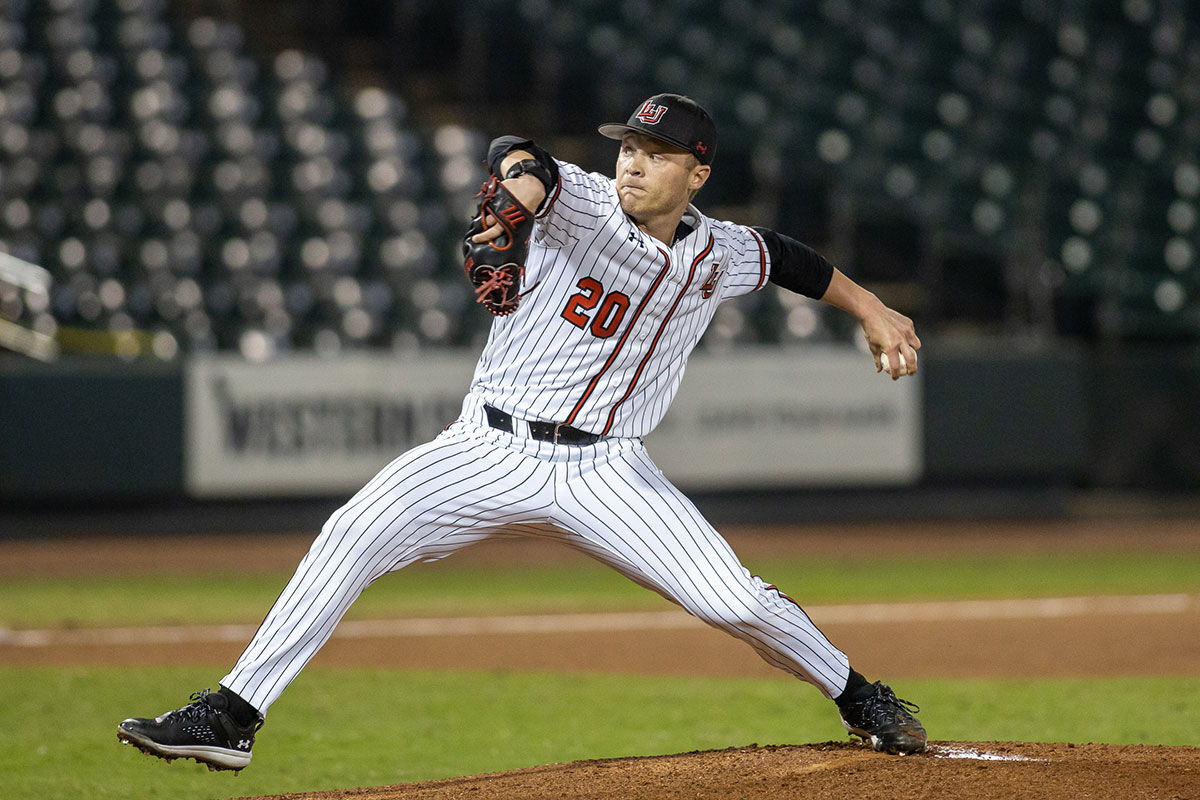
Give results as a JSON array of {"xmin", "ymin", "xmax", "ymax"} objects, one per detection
[
  {"xmin": 752, "ymin": 226, "xmax": 835, "ymax": 300},
  {"xmin": 487, "ymin": 136, "xmax": 560, "ymax": 191}
]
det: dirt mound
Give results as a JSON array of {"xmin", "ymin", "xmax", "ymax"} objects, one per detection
[{"xmin": 242, "ymin": 741, "xmax": 1199, "ymax": 800}]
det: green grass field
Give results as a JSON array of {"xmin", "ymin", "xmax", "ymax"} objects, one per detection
[
  {"xmin": 2, "ymin": 668, "xmax": 1198, "ymax": 800},
  {"xmin": 4, "ymin": 550, "xmax": 1198, "ymax": 628},
  {"xmin": 1, "ymin": 545, "xmax": 1197, "ymax": 799}
]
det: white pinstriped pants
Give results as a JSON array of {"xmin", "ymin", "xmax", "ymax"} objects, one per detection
[{"xmin": 222, "ymin": 393, "xmax": 851, "ymax": 714}]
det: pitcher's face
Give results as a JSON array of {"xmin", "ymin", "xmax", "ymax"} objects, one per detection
[{"xmin": 615, "ymin": 133, "xmax": 709, "ymax": 222}]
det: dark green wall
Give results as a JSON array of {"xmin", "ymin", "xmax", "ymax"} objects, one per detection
[
  {"xmin": 0, "ymin": 359, "xmax": 183, "ymax": 500},
  {"xmin": 922, "ymin": 343, "xmax": 1091, "ymax": 482},
  {"xmin": 3, "ymin": 343, "xmax": 1198, "ymax": 502}
]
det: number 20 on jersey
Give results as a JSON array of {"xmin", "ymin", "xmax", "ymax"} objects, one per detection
[{"xmin": 561, "ymin": 277, "xmax": 630, "ymax": 339}]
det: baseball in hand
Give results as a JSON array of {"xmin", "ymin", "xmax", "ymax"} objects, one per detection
[{"xmin": 880, "ymin": 352, "xmax": 907, "ymax": 375}]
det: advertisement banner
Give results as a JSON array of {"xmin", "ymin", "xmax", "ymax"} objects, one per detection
[
  {"xmin": 184, "ymin": 354, "xmax": 475, "ymax": 496},
  {"xmin": 184, "ymin": 347, "xmax": 921, "ymax": 497},
  {"xmin": 646, "ymin": 347, "xmax": 922, "ymax": 487}
]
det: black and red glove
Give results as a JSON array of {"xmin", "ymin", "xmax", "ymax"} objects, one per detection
[{"xmin": 461, "ymin": 176, "xmax": 535, "ymax": 316}]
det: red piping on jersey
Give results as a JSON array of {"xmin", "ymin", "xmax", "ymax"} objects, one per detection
[
  {"xmin": 536, "ymin": 173, "xmax": 563, "ymax": 219},
  {"xmin": 565, "ymin": 245, "xmax": 671, "ymax": 427},
  {"xmin": 758, "ymin": 575, "xmax": 837, "ymax": 641},
  {"xmin": 600, "ymin": 234, "xmax": 714, "ymax": 435},
  {"xmin": 761, "ymin": 580, "xmax": 798, "ymax": 605},
  {"xmin": 747, "ymin": 227, "xmax": 769, "ymax": 291}
]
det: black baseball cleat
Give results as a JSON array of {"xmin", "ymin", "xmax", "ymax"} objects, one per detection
[
  {"xmin": 117, "ymin": 689, "xmax": 262, "ymax": 772},
  {"xmin": 838, "ymin": 682, "xmax": 927, "ymax": 755}
]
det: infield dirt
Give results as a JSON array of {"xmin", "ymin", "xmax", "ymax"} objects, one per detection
[{"xmin": 240, "ymin": 741, "xmax": 1200, "ymax": 800}]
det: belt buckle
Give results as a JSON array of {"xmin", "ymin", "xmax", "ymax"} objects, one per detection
[{"xmin": 552, "ymin": 421, "xmax": 566, "ymax": 444}]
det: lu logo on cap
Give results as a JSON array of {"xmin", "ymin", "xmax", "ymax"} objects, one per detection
[{"xmin": 635, "ymin": 101, "xmax": 667, "ymax": 125}]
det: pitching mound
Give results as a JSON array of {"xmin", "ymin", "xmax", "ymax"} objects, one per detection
[{"xmin": 244, "ymin": 741, "xmax": 1199, "ymax": 800}]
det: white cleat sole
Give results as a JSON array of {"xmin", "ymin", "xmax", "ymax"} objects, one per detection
[{"xmin": 118, "ymin": 725, "xmax": 252, "ymax": 771}]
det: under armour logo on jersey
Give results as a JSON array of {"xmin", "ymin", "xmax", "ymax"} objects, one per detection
[
  {"xmin": 636, "ymin": 101, "xmax": 667, "ymax": 125},
  {"xmin": 627, "ymin": 229, "xmax": 645, "ymax": 248}
]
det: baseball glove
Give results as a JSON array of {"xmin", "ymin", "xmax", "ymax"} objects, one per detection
[{"xmin": 462, "ymin": 176, "xmax": 535, "ymax": 316}]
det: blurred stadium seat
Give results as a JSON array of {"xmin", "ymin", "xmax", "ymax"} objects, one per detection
[
  {"xmin": 0, "ymin": 0, "xmax": 489, "ymax": 359},
  {"xmin": 450, "ymin": 0, "xmax": 1199, "ymax": 343},
  {"xmin": 1, "ymin": 0, "xmax": 1197, "ymax": 358}
]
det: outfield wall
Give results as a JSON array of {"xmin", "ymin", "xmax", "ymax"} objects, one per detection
[
  {"xmin": 3, "ymin": 340, "xmax": 1197, "ymax": 504},
  {"xmin": 183, "ymin": 348, "xmax": 921, "ymax": 497}
]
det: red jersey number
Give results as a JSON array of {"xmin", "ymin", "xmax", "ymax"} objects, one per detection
[{"xmin": 561, "ymin": 278, "xmax": 630, "ymax": 339}]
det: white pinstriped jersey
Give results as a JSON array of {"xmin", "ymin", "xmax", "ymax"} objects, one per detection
[
  {"xmin": 220, "ymin": 166, "xmax": 856, "ymax": 720},
  {"xmin": 471, "ymin": 158, "xmax": 772, "ymax": 438}
]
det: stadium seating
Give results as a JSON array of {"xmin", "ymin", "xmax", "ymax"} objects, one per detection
[
  {"xmin": 0, "ymin": 0, "xmax": 490, "ymax": 359},
  {"xmin": 496, "ymin": 0, "xmax": 1199, "ymax": 343},
  {"xmin": 1, "ymin": 0, "xmax": 1197, "ymax": 358}
]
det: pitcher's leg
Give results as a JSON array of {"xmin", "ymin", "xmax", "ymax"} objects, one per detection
[
  {"xmin": 555, "ymin": 444, "xmax": 849, "ymax": 697},
  {"xmin": 222, "ymin": 429, "xmax": 553, "ymax": 714}
]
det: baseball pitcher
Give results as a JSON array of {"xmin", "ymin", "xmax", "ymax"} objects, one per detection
[{"xmin": 118, "ymin": 93, "xmax": 925, "ymax": 773}]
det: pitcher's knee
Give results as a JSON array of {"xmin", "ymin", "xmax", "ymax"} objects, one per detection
[
  {"xmin": 686, "ymin": 582, "xmax": 801, "ymax": 633},
  {"xmin": 689, "ymin": 597, "xmax": 772, "ymax": 631}
]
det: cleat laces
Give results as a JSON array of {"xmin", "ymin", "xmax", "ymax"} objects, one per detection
[
  {"xmin": 872, "ymin": 683, "xmax": 920, "ymax": 714},
  {"xmin": 166, "ymin": 689, "xmax": 263, "ymax": 733},
  {"xmin": 856, "ymin": 683, "xmax": 921, "ymax": 727},
  {"xmin": 176, "ymin": 690, "xmax": 216, "ymax": 721}
]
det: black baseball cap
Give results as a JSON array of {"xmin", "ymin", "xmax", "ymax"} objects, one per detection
[{"xmin": 598, "ymin": 93, "xmax": 718, "ymax": 165}]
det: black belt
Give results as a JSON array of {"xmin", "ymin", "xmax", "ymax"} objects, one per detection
[{"xmin": 484, "ymin": 404, "xmax": 603, "ymax": 446}]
